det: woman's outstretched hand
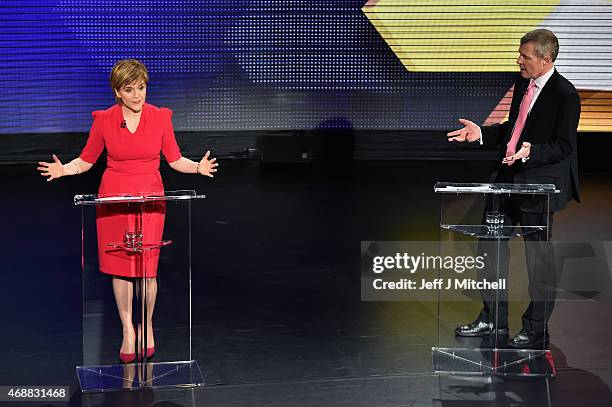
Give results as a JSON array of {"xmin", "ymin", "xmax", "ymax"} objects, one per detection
[
  {"xmin": 197, "ymin": 151, "xmax": 219, "ymax": 177},
  {"xmin": 37, "ymin": 154, "xmax": 63, "ymax": 182}
]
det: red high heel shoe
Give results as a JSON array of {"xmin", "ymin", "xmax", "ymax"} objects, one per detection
[
  {"xmin": 119, "ymin": 325, "xmax": 137, "ymax": 364},
  {"xmin": 139, "ymin": 346, "xmax": 155, "ymax": 360},
  {"xmin": 136, "ymin": 324, "xmax": 155, "ymax": 360},
  {"xmin": 119, "ymin": 351, "xmax": 136, "ymax": 364}
]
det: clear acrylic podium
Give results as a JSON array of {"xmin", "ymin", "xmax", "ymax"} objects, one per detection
[
  {"xmin": 432, "ymin": 182, "xmax": 558, "ymax": 377},
  {"xmin": 74, "ymin": 190, "xmax": 205, "ymax": 392}
]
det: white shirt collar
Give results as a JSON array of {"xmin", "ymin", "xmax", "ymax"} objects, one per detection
[{"xmin": 532, "ymin": 66, "xmax": 555, "ymax": 89}]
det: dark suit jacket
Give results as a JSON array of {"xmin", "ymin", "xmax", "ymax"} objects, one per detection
[{"xmin": 482, "ymin": 69, "xmax": 581, "ymax": 212}]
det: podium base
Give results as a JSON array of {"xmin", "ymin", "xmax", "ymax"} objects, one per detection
[
  {"xmin": 432, "ymin": 347, "xmax": 555, "ymax": 377},
  {"xmin": 76, "ymin": 360, "xmax": 204, "ymax": 393}
]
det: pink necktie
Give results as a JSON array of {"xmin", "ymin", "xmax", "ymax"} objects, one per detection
[{"xmin": 506, "ymin": 81, "xmax": 537, "ymax": 159}]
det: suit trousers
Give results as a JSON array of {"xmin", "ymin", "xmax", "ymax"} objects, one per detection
[{"xmin": 476, "ymin": 197, "xmax": 557, "ymax": 333}]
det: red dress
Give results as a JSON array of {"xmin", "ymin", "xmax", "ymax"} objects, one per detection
[{"xmin": 80, "ymin": 103, "xmax": 182, "ymax": 278}]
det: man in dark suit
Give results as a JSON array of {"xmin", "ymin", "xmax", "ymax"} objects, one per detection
[{"xmin": 447, "ymin": 29, "xmax": 581, "ymax": 348}]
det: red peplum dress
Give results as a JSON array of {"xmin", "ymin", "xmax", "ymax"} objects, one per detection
[{"xmin": 79, "ymin": 103, "xmax": 182, "ymax": 278}]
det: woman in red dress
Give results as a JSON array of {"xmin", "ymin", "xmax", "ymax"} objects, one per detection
[{"xmin": 37, "ymin": 59, "xmax": 218, "ymax": 363}]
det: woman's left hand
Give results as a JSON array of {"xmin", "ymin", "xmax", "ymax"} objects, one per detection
[{"xmin": 197, "ymin": 151, "xmax": 219, "ymax": 177}]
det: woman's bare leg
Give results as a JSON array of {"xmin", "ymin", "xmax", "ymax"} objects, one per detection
[
  {"xmin": 112, "ymin": 277, "xmax": 135, "ymax": 354},
  {"xmin": 145, "ymin": 278, "xmax": 157, "ymax": 348},
  {"xmin": 134, "ymin": 277, "xmax": 157, "ymax": 351}
]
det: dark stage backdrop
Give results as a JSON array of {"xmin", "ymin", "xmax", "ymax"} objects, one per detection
[{"xmin": 0, "ymin": 1, "xmax": 611, "ymax": 135}]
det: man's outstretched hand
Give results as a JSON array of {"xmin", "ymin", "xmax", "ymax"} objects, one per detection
[{"xmin": 447, "ymin": 119, "xmax": 482, "ymax": 143}]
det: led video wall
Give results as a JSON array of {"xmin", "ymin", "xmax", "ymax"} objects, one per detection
[{"xmin": 0, "ymin": 0, "xmax": 610, "ymax": 133}]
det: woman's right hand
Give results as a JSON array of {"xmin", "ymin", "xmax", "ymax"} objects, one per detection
[{"xmin": 37, "ymin": 154, "xmax": 64, "ymax": 182}]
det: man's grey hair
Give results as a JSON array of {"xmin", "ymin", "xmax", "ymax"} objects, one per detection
[{"xmin": 521, "ymin": 29, "xmax": 559, "ymax": 62}]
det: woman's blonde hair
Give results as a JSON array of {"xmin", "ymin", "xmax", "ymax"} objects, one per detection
[{"xmin": 110, "ymin": 59, "xmax": 149, "ymax": 101}]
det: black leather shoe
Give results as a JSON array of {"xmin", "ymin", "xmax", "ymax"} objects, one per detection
[
  {"xmin": 507, "ymin": 329, "xmax": 549, "ymax": 349},
  {"xmin": 455, "ymin": 319, "xmax": 509, "ymax": 337}
]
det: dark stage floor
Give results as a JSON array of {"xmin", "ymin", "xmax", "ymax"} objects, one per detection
[{"xmin": 1, "ymin": 159, "xmax": 611, "ymax": 406}]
